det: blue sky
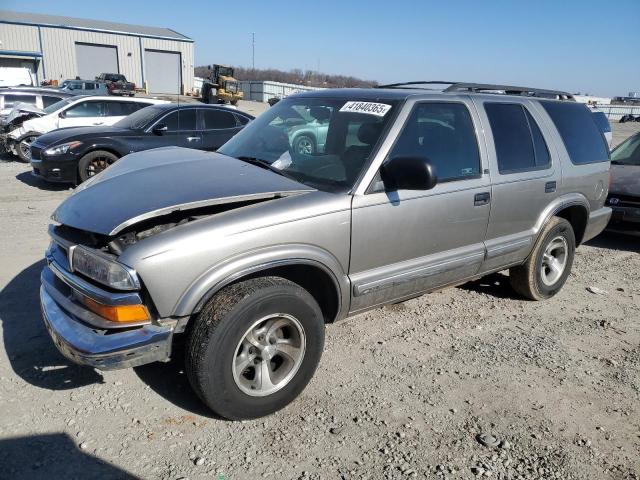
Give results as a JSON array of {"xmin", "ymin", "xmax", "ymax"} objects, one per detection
[{"xmin": 3, "ymin": 0, "xmax": 639, "ymax": 97}]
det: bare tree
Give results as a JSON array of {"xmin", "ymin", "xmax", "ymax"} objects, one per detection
[{"xmin": 194, "ymin": 65, "xmax": 377, "ymax": 88}]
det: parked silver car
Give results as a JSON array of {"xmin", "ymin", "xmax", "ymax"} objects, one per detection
[{"xmin": 41, "ymin": 82, "xmax": 611, "ymax": 419}]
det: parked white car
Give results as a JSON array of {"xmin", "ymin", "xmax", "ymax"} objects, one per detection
[{"xmin": 6, "ymin": 96, "xmax": 168, "ymax": 161}]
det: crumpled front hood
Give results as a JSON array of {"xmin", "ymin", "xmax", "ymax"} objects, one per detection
[
  {"xmin": 53, "ymin": 147, "xmax": 314, "ymax": 236},
  {"xmin": 610, "ymin": 164, "xmax": 640, "ymax": 196},
  {"xmin": 7, "ymin": 103, "xmax": 44, "ymax": 122}
]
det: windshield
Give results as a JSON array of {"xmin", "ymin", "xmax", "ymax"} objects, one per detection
[
  {"xmin": 43, "ymin": 98, "xmax": 73, "ymax": 115},
  {"xmin": 217, "ymin": 66, "xmax": 233, "ymax": 77},
  {"xmin": 218, "ymin": 97, "xmax": 399, "ymax": 192},
  {"xmin": 113, "ymin": 105, "xmax": 164, "ymax": 129},
  {"xmin": 611, "ymin": 133, "xmax": 640, "ymax": 166}
]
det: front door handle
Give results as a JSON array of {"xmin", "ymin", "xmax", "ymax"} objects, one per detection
[
  {"xmin": 187, "ymin": 136, "xmax": 201, "ymax": 142},
  {"xmin": 545, "ymin": 181, "xmax": 557, "ymax": 193},
  {"xmin": 474, "ymin": 192, "xmax": 491, "ymax": 206}
]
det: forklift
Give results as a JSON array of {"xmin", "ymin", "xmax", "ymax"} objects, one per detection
[{"xmin": 201, "ymin": 64, "xmax": 243, "ymax": 105}]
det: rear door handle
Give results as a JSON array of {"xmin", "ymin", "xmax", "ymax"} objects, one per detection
[
  {"xmin": 474, "ymin": 192, "xmax": 491, "ymax": 206},
  {"xmin": 187, "ymin": 136, "xmax": 201, "ymax": 142},
  {"xmin": 545, "ymin": 181, "xmax": 557, "ymax": 193}
]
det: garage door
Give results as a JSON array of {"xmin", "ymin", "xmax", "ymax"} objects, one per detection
[
  {"xmin": 145, "ymin": 50, "xmax": 181, "ymax": 94},
  {"xmin": 76, "ymin": 43, "xmax": 118, "ymax": 80}
]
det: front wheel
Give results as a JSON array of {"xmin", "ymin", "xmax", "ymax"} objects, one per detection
[
  {"xmin": 185, "ymin": 277, "xmax": 325, "ymax": 420},
  {"xmin": 17, "ymin": 134, "xmax": 39, "ymax": 162},
  {"xmin": 510, "ymin": 217, "xmax": 575, "ymax": 300},
  {"xmin": 78, "ymin": 150, "xmax": 119, "ymax": 183}
]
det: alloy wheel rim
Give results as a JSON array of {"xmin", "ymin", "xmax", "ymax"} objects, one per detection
[
  {"xmin": 296, "ymin": 138, "xmax": 313, "ymax": 154},
  {"xmin": 540, "ymin": 235, "xmax": 568, "ymax": 286},
  {"xmin": 232, "ymin": 313, "xmax": 306, "ymax": 397},
  {"xmin": 86, "ymin": 156, "xmax": 113, "ymax": 177},
  {"xmin": 19, "ymin": 136, "xmax": 36, "ymax": 160}
]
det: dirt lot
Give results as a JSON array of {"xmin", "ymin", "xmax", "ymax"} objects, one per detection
[{"xmin": 0, "ymin": 121, "xmax": 638, "ymax": 480}]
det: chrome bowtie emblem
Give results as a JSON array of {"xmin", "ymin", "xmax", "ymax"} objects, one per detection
[{"xmin": 609, "ymin": 197, "xmax": 619, "ymax": 205}]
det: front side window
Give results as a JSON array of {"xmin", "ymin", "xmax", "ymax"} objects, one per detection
[
  {"xmin": 611, "ymin": 133, "xmax": 640, "ymax": 166},
  {"xmin": 389, "ymin": 102, "xmax": 481, "ymax": 182},
  {"xmin": 64, "ymin": 101, "xmax": 106, "ymax": 118},
  {"xmin": 485, "ymin": 103, "xmax": 551, "ymax": 174},
  {"xmin": 218, "ymin": 97, "xmax": 400, "ymax": 192},
  {"xmin": 541, "ymin": 101, "xmax": 609, "ymax": 164}
]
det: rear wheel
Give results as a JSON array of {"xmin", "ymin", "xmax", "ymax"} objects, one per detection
[
  {"xmin": 510, "ymin": 217, "xmax": 575, "ymax": 300},
  {"xmin": 185, "ymin": 276, "xmax": 325, "ymax": 420},
  {"xmin": 16, "ymin": 134, "xmax": 39, "ymax": 163},
  {"xmin": 293, "ymin": 135, "xmax": 316, "ymax": 155},
  {"xmin": 78, "ymin": 150, "xmax": 119, "ymax": 183}
]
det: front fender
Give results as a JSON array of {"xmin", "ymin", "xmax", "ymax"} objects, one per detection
[{"xmin": 172, "ymin": 244, "xmax": 351, "ymax": 319}]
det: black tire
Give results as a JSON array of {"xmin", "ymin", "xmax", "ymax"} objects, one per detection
[
  {"xmin": 185, "ymin": 276, "xmax": 325, "ymax": 420},
  {"xmin": 293, "ymin": 135, "xmax": 316, "ymax": 155},
  {"xmin": 16, "ymin": 134, "xmax": 39, "ymax": 163},
  {"xmin": 78, "ymin": 150, "xmax": 119, "ymax": 183},
  {"xmin": 510, "ymin": 217, "xmax": 575, "ymax": 300}
]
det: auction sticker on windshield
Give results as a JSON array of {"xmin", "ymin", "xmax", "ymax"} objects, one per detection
[{"xmin": 339, "ymin": 101, "xmax": 392, "ymax": 117}]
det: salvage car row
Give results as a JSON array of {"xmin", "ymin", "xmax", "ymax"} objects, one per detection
[{"xmin": 1, "ymin": 89, "xmax": 255, "ymax": 180}]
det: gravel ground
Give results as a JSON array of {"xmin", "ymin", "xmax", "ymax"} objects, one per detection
[{"xmin": 0, "ymin": 122, "xmax": 638, "ymax": 480}]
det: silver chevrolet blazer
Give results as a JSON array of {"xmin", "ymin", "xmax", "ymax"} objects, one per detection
[{"xmin": 41, "ymin": 82, "xmax": 612, "ymax": 419}]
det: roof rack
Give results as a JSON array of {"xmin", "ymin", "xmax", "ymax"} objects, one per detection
[
  {"xmin": 444, "ymin": 83, "xmax": 574, "ymax": 100},
  {"xmin": 377, "ymin": 81, "xmax": 459, "ymax": 89},
  {"xmin": 377, "ymin": 81, "xmax": 575, "ymax": 101}
]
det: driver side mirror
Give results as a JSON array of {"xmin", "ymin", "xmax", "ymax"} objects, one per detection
[
  {"xmin": 152, "ymin": 124, "xmax": 168, "ymax": 135},
  {"xmin": 380, "ymin": 156, "xmax": 437, "ymax": 191}
]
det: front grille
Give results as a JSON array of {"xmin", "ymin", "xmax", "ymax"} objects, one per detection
[{"xmin": 607, "ymin": 194, "xmax": 640, "ymax": 208}]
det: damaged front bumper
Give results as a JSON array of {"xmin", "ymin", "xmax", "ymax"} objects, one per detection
[{"xmin": 41, "ymin": 259, "xmax": 174, "ymax": 370}]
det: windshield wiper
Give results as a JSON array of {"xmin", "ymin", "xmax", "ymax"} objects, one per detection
[
  {"xmin": 235, "ymin": 156, "xmax": 300, "ymax": 182},
  {"xmin": 610, "ymin": 160, "xmax": 625, "ymax": 165}
]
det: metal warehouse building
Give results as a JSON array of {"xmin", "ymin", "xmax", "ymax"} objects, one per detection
[{"xmin": 0, "ymin": 10, "xmax": 194, "ymax": 94}]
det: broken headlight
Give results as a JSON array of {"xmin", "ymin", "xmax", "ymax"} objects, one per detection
[{"xmin": 71, "ymin": 246, "xmax": 139, "ymax": 290}]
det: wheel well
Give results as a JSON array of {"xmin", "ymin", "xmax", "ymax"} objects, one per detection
[
  {"xmin": 555, "ymin": 205, "xmax": 588, "ymax": 245},
  {"xmin": 243, "ymin": 264, "xmax": 340, "ymax": 324}
]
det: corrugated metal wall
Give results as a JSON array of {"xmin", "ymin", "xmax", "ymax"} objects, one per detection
[
  {"xmin": 239, "ymin": 81, "xmax": 325, "ymax": 103},
  {"xmin": 0, "ymin": 22, "xmax": 194, "ymax": 92}
]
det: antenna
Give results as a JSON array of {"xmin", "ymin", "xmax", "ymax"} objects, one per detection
[{"xmin": 251, "ymin": 32, "xmax": 255, "ymax": 69}]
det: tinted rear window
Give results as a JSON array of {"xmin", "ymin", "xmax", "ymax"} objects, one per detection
[
  {"xmin": 592, "ymin": 111, "xmax": 611, "ymax": 133},
  {"xmin": 541, "ymin": 101, "xmax": 609, "ymax": 164},
  {"xmin": 485, "ymin": 103, "xmax": 550, "ymax": 173}
]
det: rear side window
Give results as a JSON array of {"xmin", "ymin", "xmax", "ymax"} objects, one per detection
[
  {"xmin": 541, "ymin": 101, "xmax": 609, "ymax": 164},
  {"xmin": 390, "ymin": 102, "xmax": 481, "ymax": 182},
  {"xmin": 42, "ymin": 95, "xmax": 63, "ymax": 108},
  {"xmin": 5, "ymin": 95, "xmax": 37, "ymax": 108},
  {"xmin": 201, "ymin": 108, "xmax": 237, "ymax": 129},
  {"xmin": 235, "ymin": 113, "xmax": 251, "ymax": 125},
  {"xmin": 485, "ymin": 103, "xmax": 551, "ymax": 174},
  {"xmin": 162, "ymin": 109, "xmax": 197, "ymax": 131},
  {"xmin": 107, "ymin": 101, "xmax": 147, "ymax": 116}
]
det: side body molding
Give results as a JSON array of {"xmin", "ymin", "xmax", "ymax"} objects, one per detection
[{"xmin": 172, "ymin": 244, "xmax": 351, "ymax": 320}]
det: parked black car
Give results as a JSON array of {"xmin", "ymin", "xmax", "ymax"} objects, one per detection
[
  {"xmin": 607, "ymin": 132, "xmax": 640, "ymax": 231},
  {"xmin": 30, "ymin": 103, "xmax": 254, "ymax": 184}
]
